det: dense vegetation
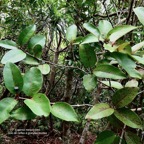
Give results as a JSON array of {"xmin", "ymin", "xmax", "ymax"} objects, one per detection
[{"xmin": 0, "ymin": 0, "xmax": 144, "ymax": 143}]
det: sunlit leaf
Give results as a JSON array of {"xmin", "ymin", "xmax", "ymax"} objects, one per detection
[
  {"xmin": 134, "ymin": 7, "xmax": 144, "ymax": 25},
  {"xmin": 132, "ymin": 41, "xmax": 144, "ymax": 53},
  {"xmin": 101, "ymin": 81, "xmax": 123, "ymax": 89},
  {"xmin": 0, "ymin": 40, "xmax": 17, "ymax": 49},
  {"xmin": 38, "ymin": 64, "xmax": 50, "ymax": 75},
  {"xmin": 23, "ymin": 54, "xmax": 39, "ymax": 65},
  {"xmin": 125, "ymin": 79, "xmax": 138, "ymax": 87}
]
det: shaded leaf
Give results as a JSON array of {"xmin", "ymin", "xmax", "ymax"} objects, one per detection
[
  {"xmin": 79, "ymin": 44, "xmax": 96, "ymax": 67},
  {"xmin": 83, "ymin": 74, "xmax": 97, "ymax": 92},
  {"xmin": 22, "ymin": 67, "xmax": 43, "ymax": 96},
  {"xmin": 93, "ymin": 64, "xmax": 126, "ymax": 79},
  {"xmin": 0, "ymin": 40, "xmax": 17, "ymax": 49},
  {"xmin": 1, "ymin": 49, "xmax": 26, "ymax": 64},
  {"xmin": 23, "ymin": 54, "xmax": 39, "ymax": 65},
  {"xmin": 114, "ymin": 108, "xmax": 142, "ymax": 129},
  {"xmin": 3, "ymin": 62, "xmax": 23, "ymax": 93},
  {"xmin": 66, "ymin": 24, "xmax": 77, "ymax": 42},
  {"xmin": 95, "ymin": 130, "xmax": 116, "ymax": 144},
  {"xmin": 24, "ymin": 93, "xmax": 50, "ymax": 117},
  {"xmin": 85, "ymin": 103, "xmax": 114, "ymax": 120},
  {"xmin": 133, "ymin": 7, "xmax": 144, "ymax": 25},
  {"xmin": 107, "ymin": 25, "xmax": 137, "ymax": 43},
  {"xmin": 18, "ymin": 25, "xmax": 36, "ymax": 45},
  {"xmin": 101, "ymin": 81, "xmax": 123, "ymax": 89},
  {"xmin": 38, "ymin": 64, "xmax": 50, "ymax": 75},
  {"xmin": 51, "ymin": 102, "xmax": 79, "ymax": 122},
  {"xmin": 0, "ymin": 98, "xmax": 18, "ymax": 124},
  {"xmin": 112, "ymin": 87, "xmax": 138, "ymax": 108},
  {"xmin": 11, "ymin": 105, "xmax": 36, "ymax": 120}
]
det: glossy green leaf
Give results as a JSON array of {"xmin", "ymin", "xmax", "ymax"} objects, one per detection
[
  {"xmin": 38, "ymin": 64, "xmax": 50, "ymax": 75},
  {"xmin": 11, "ymin": 105, "xmax": 36, "ymax": 120},
  {"xmin": 111, "ymin": 52, "xmax": 141, "ymax": 79},
  {"xmin": 51, "ymin": 102, "xmax": 79, "ymax": 122},
  {"xmin": 93, "ymin": 64, "xmax": 126, "ymax": 79},
  {"xmin": 124, "ymin": 131, "xmax": 141, "ymax": 144},
  {"xmin": 24, "ymin": 93, "xmax": 50, "ymax": 117},
  {"xmin": 0, "ymin": 40, "xmax": 17, "ymax": 49},
  {"xmin": 85, "ymin": 103, "xmax": 114, "ymax": 120},
  {"xmin": 107, "ymin": 25, "xmax": 137, "ymax": 43},
  {"xmin": 125, "ymin": 79, "xmax": 138, "ymax": 87},
  {"xmin": 114, "ymin": 108, "xmax": 142, "ymax": 129},
  {"xmin": 1, "ymin": 49, "xmax": 26, "ymax": 64},
  {"xmin": 134, "ymin": 7, "xmax": 144, "ymax": 25},
  {"xmin": 3, "ymin": 62, "xmax": 23, "ymax": 93},
  {"xmin": 98, "ymin": 20, "xmax": 113, "ymax": 38},
  {"xmin": 95, "ymin": 130, "xmax": 116, "ymax": 144},
  {"xmin": 22, "ymin": 67, "xmax": 43, "ymax": 96},
  {"xmin": 66, "ymin": 24, "xmax": 77, "ymax": 42},
  {"xmin": 81, "ymin": 34, "xmax": 99, "ymax": 44},
  {"xmin": 132, "ymin": 41, "xmax": 144, "ymax": 53},
  {"xmin": 33, "ymin": 44, "xmax": 43, "ymax": 58},
  {"xmin": 101, "ymin": 81, "xmax": 123, "ymax": 89},
  {"xmin": 104, "ymin": 43, "xmax": 118, "ymax": 52},
  {"xmin": 0, "ymin": 98, "xmax": 18, "ymax": 124},
  {"xmin": 83, "ymin": 74, "xmax": 97, "ymax": 92},
  {"xmin": 112, "ymin": 87, "xmax": 138, "ymax": 108},
  {"xmin": 79, "ymin": 44, "xmax": 96, "ymax": 67},
  {"xmin": 23, "ymin": 54, "xmax": 39, "ymax": 65},
  {"xmin": 18, "ymin": 25, "xmax": 36, "ymax": 45},
  {"xmin": 83, "ymin": 23, "xmax": 100, "ymax": 37}
]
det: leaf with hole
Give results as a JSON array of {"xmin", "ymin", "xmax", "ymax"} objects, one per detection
[
  {"xmin": 22, "ymin": 67, "xmax": 43, "ymax": 96},
  {"xmin": 11, "ymin": 105, "xmax": 36, "ymax": 120},
  {"xmin": 0, "ymin": 98, "xmax": 18, "ymax": 124},
  {"xmin": 79, "ymin": 44, "xmax": 96, "ymax": 67},
  {"xmin": 24, "ymin": 93, "xmax": 50, "ymax": 117},
  {"xmin": 18, "ymin": 25, "xmax": 36, "ymax": 45},
  {"xmin": 114, "ymin": 108, "xmax": 142, "ymax": 129},
  {"xmin": 51, "ymin": 102, "xmax": 79, "ymax": 122},
  {"xmin": 85, "ymin": 103, "xmax": 114, "ymax": 120},
  {"xmin": 3, "ymin": 62, "xmax": 23, "ymax": 93},
  {"xmin": 93, "ymin": 64, "xmax": 126, "ymax": 79},
  {"xmin": 112, "ymin": 87, "xmax": 138, "ymax": 108},
  {"xmin": 66, "ymin": 24, "xmax": 77, "ymax": 42},
  {"xmin": 83, "ymin": 74, "xmax": 97, "ymax": 92},
  {"xmin": 0, "ymin": 40, "xmax": 17, "ymax": 49}
]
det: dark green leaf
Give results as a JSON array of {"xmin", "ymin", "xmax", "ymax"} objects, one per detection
[
  {"xmin": 3, "ymin": 62, "xmax": 23, "ymax": 94},
  {"xmin": 114, "ymin": 108, "xmax": 142, "ymax": 129},
  {"xmin": 112, "ymin": 87, "xmax": 139, "ymax": 108},
  {"xmin": 51, "ymin": 102, "xmax": 79, "ymax": 122},
  {"xmin": 85, "ymin": 103, "xmax": 114, "ymax": 120},
  {"xmin": 22, "ymin": 67, "xmax": 43, "ymax": 96},
  {"xmin": 24, "ymin": 93, "xmax": 50, "ymax": 117}
]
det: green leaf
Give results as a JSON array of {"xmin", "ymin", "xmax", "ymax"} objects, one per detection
[
  {"xmin": 79, "ymin": 44, "xmax": 96, "ymax": 67},
  {"xmin": 24, "ymin": 93, "xmax": 50, "ymax": 117},
  {"xmin": 33, "ymin": 44, "xmax": 43, "ymax": 58},
  {"xmin": 0, "ymin": 40, "xmax": 17, "ymax": 49},
  {"xmin": 0, "ymin": 98, "xmax": 18, "ymax": 124},
  {"xmin": 98, "ymin": 20, "xmax": 113, "ymax": 38},
  {"xmin": 132, "ymin": 41, "xmax": 144, "ymax": 53},
  {"xmin": 18, "ymin": 25, "xmax": 36, "ymax": 45},
  {"xmin": 51, "ymin": 102, "xmax": 79, "ymax": 122},
  {"xmin": 111, "ymin": 52, "xmax": 141, "ymax": 79},
  {"xmin": 83, "ymin": 74, "xmax": 97, "ymax": 92},
  {"xmin": 66, "ymin": 24, "xmax": 77, "ymax": 42},
  {"xmin": 85, "ymin": 103, "xmax": 114, "ymax": 120},
  {"xmin": 22, "ymin": 67, "xmax": 43, "ymax": 96},
  {"xmin": 112, "ymin": 87, "xmax": 138, "ymax": 108},
  {"xmin": 124, "ymin": 131, "xmax": 142, "ymax": 144},
  {"xmin": 125, "ymin": 79, "xmax": 138, "ymax": 87},
  {"xmin": 1, "ymin": 49, "xmax": 26, "ymax": 64},
  {"xmin": 95, "ymin": 130, "xmax": 116, "ymax": 144},
  {"xmin": 81, "ymin": 34, "xmax": 99, "ymax": 44},
  {"xmin": 38, "ymin": 64, "xmax": 50, "ymax": 75},
  {"xmin": 23, "ymin": 54, "xmax": 39, "ymax": 65},
  {"xmin": 133, "ymin": 7, "xmax": 144, "ymax": 25},
  {"xmin": 107, "ymin": 25, "xmax": 137, "ymax": 43},
  {"xmin": 3, "ymin": 62, "xmax": 23, "ymax": 94},
  {"xmin": 114, "ymin": 108, "xmax": 142, "ymax": 129},
  {"xmin": 101, "ymin": 81, "xmax": 123, "ymax": 89},
  {"xmin": 132, "ymin": 55, "xmax": 144, "ymax": 65},
  {"xmin": 11, "ymin": 105, "xmax": 36, "ymax": 120},
  {"xmin": 83, "ymin": 23, "xmax": 100, "ymax": 37},
  {"xmin": 93, "ymin": 64, "xmax": 126, "ymax": 79}
]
